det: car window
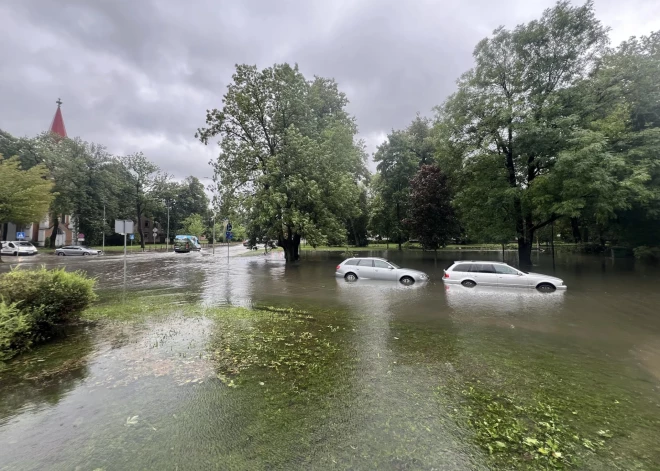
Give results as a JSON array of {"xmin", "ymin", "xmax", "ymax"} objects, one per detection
[
  {"xmin": 452, "ymin": 263, "xmax": 472, "ymax": 272},
  {"xmin": 373, "ymin": 260, "xmax": 390, "ymax": 269},
  {"xmin": 344, "ymin": 259, "xmax": 358, "ymax": 265},
  {"xmin": 357, "ymin": 259, "xmax": 373, "ymax": 267},
  {"xmin": 494, "ymin": 265, "xmax": 519, "ymax": 275},
  {"xmin": 470, "ymin": 263, "xmax": 496, "ymax": 273},
  {"xmin": 387, "ymin": 260, "xmax": 400, "ymax": 269},
  {"xmin": 19, "ymin": 242, "xmax": 32, "ymax": 246}
]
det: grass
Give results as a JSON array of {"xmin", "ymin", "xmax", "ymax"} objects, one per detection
[{"xmin": 5, "ymin": 290, "xmax": 659, "ymax": 470}]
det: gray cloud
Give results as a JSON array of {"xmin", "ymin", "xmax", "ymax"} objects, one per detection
[{"xmin": 1, "ymin": 0, "xmax": 658, "ymax": 178}]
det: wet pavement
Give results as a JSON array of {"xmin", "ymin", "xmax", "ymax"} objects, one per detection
[{"xmin": 1, "ymin": 248, "xmax": 660, "ymax": 470}]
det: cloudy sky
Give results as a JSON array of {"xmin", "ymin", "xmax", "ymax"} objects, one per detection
[{"xmin": 2, "ymin": 0, "xmax": 659, "ymax": 179}]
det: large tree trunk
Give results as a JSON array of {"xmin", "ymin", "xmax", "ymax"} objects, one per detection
[
  {"xmin": 570, "ymin": 217, "xmax": 582, "ymax": 243},
  {"xmin": 517, "ymin": 213, "xmax": 534, "ymax": 266},
  {"xmin": 279, "ymin": 230, "xmax": 301, "ymax": 263},
  {"xmin": 518, "ymin": 237, "xmax": 533, "ymax": 266},
  {"xmin": 49, "ymin": 213, "xmax": 59, "ymax": 248}
]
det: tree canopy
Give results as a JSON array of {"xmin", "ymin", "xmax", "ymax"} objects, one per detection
[{"xmin": 197, "ymin": 63, "xmax": 367, "ymax": 262}]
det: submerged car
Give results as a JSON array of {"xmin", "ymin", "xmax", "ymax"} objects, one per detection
[
  {"xmin": 336, "ymin": 257, "xmax": 429, "ymax": 285},
  {"xmin": 1, "ymin": 241, "xmax": 38, "ymax": 256},
  {"xmin": 442, "ymin": 261, "xmax": 566, "ymax": 291},
  {"xmin": 55, "ymin": 245, "xmax": 102, "ymax": 256}
]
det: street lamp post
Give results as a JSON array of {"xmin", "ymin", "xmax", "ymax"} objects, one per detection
[
  {"xmin": 212, "ymin": 213, "xmax": 216, "ymax": 255},
  {"xmin": 166, "ymin": 203, "xmax": 170, "ymax": 252},
  {"xmin": 102, "ymin": 203, "xmax": 106, "ymax": 254}
]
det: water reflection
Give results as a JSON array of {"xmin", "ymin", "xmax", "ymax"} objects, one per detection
[
  {"xmin": 0, "ymin": 326, "xmax": 93, "ymax": 424},
  {"xmin": 444, "ymin": 284, "xmax": 566, "ymax": 315}
]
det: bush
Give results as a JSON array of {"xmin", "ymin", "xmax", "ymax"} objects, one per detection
[
  {"xmin": 0, "ymin": 301, "xmax": 34, "ymax": 360},
  {"xmin": 633, "ymin": 246, "xmax": 660, "ymax": 261},
  {"xmin": 0, "ymin": 268, "xmax": 97, "ymax": 356}
]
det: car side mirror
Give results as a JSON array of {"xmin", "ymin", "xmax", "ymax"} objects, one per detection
[
  {"xmin": 518, "ymin": 272, "xmax": 523, "ymax": 276},
  {"xmin": 388, "ymin": 267, "xmax": 394, "ymax": 270}
]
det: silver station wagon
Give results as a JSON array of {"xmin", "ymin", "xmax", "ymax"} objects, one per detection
[
  {"xmin": 442, "ymin": 261, "xmax": 566, "ymax": 292},
  {"xmin": 336, "ymin": 257, "xmax": 429, "ymax": 285}
]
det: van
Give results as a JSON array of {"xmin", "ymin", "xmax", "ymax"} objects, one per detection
[{"xmin": 1, "ymin": 241, "xmax": 38, "ymax": 256}]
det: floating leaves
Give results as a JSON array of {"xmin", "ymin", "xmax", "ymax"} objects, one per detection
[{"xmin": 126, "ymin": 415, "xmax": 139, "ymax": 426}]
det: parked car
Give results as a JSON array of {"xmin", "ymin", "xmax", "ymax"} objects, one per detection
[
  {"xmin": 1, "ymin": 241, "xmax": 38, "ymax": 256},
  {"xmin": 336, "ymin": 257, "xmax": 429, "ymax": 285},
  {"xmin": 442, "ymin": 261, "xmax": 566, "ymax": 291},
  {"xmin": 55, "ymin": 245, "xmax": 103, "ymax": 256}
]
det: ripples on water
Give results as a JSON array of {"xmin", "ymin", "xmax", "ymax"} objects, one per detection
[{"xmin": 0, "ymin": 249, "xmax": 659, "ymax": 469}]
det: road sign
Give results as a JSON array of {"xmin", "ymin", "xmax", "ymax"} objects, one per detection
[
  {"xmin": 114, "ymin": 219, "xmax": 134, "ymax": 235},
  {"xmin": 225, "ymin": 231, "xmax": 233, "ymax": 240},
  {"xmin": 129, "ymin": 234, "xmax": 135, "ymax": 240},
  {"xmin": 152, "ymin": 228, "xmax": 158, "ymax": 234},
  {"xmin": 16, "ymin": 232, "xmax": 25, "ymax": 239},
  {"xmin": 77, "ymin": 233, "xmax": 85, "ymax": 241},
  {"xmin": 226, "ymin": 222, "xmax": 232, "ymax": 232}
]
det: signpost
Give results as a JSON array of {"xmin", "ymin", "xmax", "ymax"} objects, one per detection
[
  {"xmin": 115, "ymin": 220, "xmax": 134, "ymax": 288},
  {"xmin": 16, "ymin": 232, "xmax": 25, "ymax": 240},
  {"xmin": 152, "ymin": 227, "xmax": 158, "ymax": 245},
  {"xmin": 77, "ymin": 233, "xmax": 85, "ymax": 242}
]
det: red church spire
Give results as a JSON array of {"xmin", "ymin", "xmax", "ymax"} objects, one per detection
[{"xmin": 50, "ymin": 98, "xmax": 67, "ymax": 138}]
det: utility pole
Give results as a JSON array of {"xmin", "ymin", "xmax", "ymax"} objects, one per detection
[
  {"xmin": 102, "ymin": 204, "xmax": 106, "ymax": 254},
  {"xmin": 212, "ymin": 213, "xmax": 216, "ymax": 255},
  {"xmin": 166, "ymin": 202, "xmax": 170, "ymax": 252}
]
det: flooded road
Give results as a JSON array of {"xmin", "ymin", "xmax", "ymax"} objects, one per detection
[{"xmin": 1, "ymin": 249, "xmax": 660, "ymax": 470}]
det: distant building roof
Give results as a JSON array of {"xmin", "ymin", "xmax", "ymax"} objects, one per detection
[{"xmin": 49, "ymin": 98, "xmax": 67, "ymax": 138}]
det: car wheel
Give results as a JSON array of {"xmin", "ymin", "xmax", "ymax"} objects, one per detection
[
  {"xmin": 83, "ymin": 252, "xmax": 89, "ymax": 256},
  {"xmin": 57, "ymin": 252, "xmax": 64, "ymax": 256},
  {"xmin": 400, "ymin": 276, "xmax": 415, "ymax": 285},
  {"xmin": 13, "ymin": 252, "xmax": 18, "ymax": 256},
  {"xmin": 344, "ymin": 272, "xmax": 358, "ymax": 282},
  {"xmin": 536, "ymin": 283, "xmax": 556, "ymax": 292},
  {"xmin": 461, "ymin": 280, "xmax": 477, "ymax": 288}
]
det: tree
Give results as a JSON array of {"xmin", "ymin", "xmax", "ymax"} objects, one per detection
[
  {"xmin": 438, "ymin": 1, "xmax": 609, "ymax": 264},
  {"xmin": 405, "ymin": 164, "xmax": 458, "ymax": 254},
  {"xmin": 180, "ymin": 213, "xmax": 207, "ymax": 238},
  {"xmin": 373, "ymin": 130, "xmax": 418, "ymax": 249},
  {"xmin": 0, "ymin": 156, "xmax": 53, "ymax": 261},
  {"xmin": 197, "ymin": 63, "xmax": 366, "ymax": 263},
  {"xmin": 120, "ymin": 153, "xmax": 159, "ymax": 249}
]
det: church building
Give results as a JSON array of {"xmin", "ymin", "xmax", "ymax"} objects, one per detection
[{"xmin": 2, "ymin": 100, "xmax": 76, "ymax": 247}]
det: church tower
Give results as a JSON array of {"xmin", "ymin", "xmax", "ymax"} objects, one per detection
[{"xmin": 49, "ymin": 98, "xmax": 67, "ymax": 138}]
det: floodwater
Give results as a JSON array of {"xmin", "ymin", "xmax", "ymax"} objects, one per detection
[{"xmin": 1, "ymin": 248, "xmax": 660, "ymax": 470}]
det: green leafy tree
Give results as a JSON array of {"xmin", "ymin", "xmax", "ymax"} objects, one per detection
[
  {"xmin": 373, "ymin": 130, "xmax": 418, "ymax": 249},
  {"xmin": 404, "ymin": 165, "xmax": 458, "ymax": 254},
  {"xmin": 0, "ymin": 156, "xmax": 53, "ymax": 261},
  {"xmin": 197, "ymin": 63, "xmax": 366, "ymax": 262},
  {"xmin": 438, "ymin": 1, "xmax": 609, "ymax": 264},
  {"xmin": 120, "ymin": 153, "xmax": 159, "ymax": 249},
  {"xmin": 180, "ymin": 213, "xmax": 207, "ymax": 238}
]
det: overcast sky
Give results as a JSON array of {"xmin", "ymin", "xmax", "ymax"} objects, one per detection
[{"xmin": 2, "ymin": 0, "xmax": 659, "ymax": 179}]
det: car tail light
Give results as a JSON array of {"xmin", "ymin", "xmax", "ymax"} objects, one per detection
[
  {"xmin": 444, "ymin": 272, "xmax": 450, "ymax": 278},
  {"xmin": 336, "ymin": 265, "xmax": 341, "ymax": 270}
]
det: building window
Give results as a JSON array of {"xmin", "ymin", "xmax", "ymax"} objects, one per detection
[{"xmin": 145, "ymin": 221, "xmax": 149, "ymax": 228}]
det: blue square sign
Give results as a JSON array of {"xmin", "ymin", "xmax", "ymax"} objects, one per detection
[{"xmin": 16, "ymin": 232, "xmax": 25, "ymax": 239}]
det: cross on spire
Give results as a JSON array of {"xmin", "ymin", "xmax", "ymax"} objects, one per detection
[{"xmin": 50, "ymin": 98, "xmax": 67, "ymax": 137}]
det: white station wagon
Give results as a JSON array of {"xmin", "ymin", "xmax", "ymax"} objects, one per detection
[{"xmin": 442, "ymin": 261, "xmax": 566, "ymax": 292}]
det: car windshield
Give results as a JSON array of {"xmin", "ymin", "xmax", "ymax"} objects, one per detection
[
  {"xmin": 387, "ymin": 260, "xmax": 400, "ymax": 269},
  {"xmin": 19, "ymin": 242, "xmax": 33, "ymax": 246}
]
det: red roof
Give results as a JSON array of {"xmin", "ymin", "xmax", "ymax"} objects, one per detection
[{"xmin": 50, "ymin": 99, "xmax": 67, "ymax": 138}]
